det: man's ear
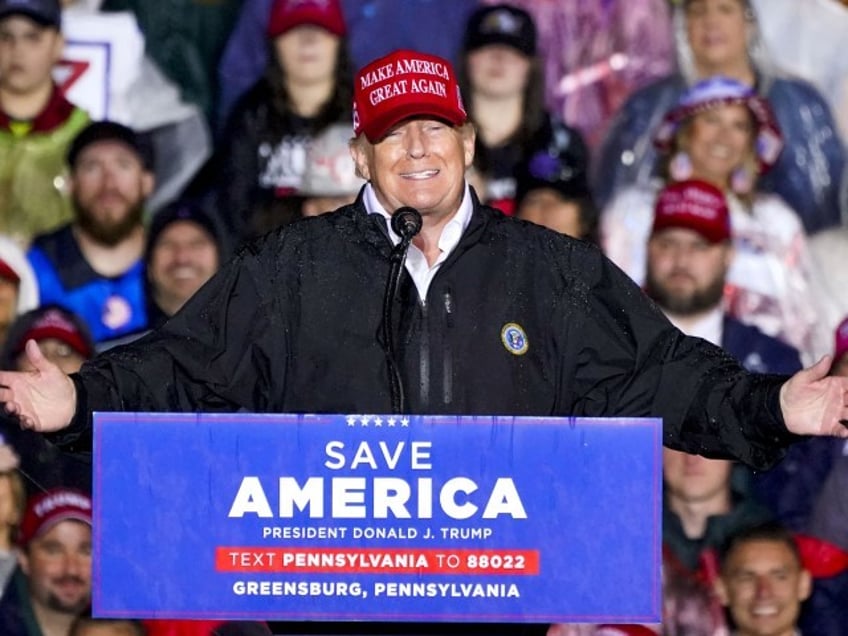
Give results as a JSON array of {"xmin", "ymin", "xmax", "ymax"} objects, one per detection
[
  {"xmin": 461, "ymin": 123, "xmax": 476, "ymax": 169},
  {"xmin": 797, "ymin": 568, "xmax": 812, "ymax": 602},
  {"xmin": 349, "ymin": 139, "xmax": 371, "ymax": 181},
  {"xmin": 141, "ymin": 171, "xmax": 155, "ymax": 198},
  {"xmin": 50, "ymin": 32, "xmax": 65, "ymax": 65}
]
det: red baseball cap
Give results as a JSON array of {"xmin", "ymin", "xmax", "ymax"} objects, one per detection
[
  {"xmin": 19, "ymin": 488, "xmax": 92, "ymax": 547},
  {"xmin": 652, "ymin": 180, "xmax": 731, "ymax": 244},
  {"xmin": 14, "ymin": 307, "xmax": 94, "ymax": 359},
  {"xmin": 353, "ymin": 49, "xmax": 467, "ymax": 142},
  {"xmin": 0, "ymin": 258, "xmax": 20, "ymax": 284},
  {"xmin": 267, "ymin": 0, "xmax": 346, "ymax": 38}
]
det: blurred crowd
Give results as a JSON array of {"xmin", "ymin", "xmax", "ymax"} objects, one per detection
[{"xmin": 0, "ymin": 0, "xmax": 847, "ymax": 634}]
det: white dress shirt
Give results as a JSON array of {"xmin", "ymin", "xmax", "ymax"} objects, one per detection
[{"xmin": 363, "ymin": 182, "xmax": 473, "ymax": 303}]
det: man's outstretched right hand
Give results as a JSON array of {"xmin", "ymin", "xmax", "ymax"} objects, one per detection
[{"xmin": 0, "ymin": 339, "xmax": 77, "ymax": 433}]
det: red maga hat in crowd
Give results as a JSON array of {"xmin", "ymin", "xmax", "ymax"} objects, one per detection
[
  {"xmin": 13, "ymin": 306, "xmax": 94, "ymax": 359},
  {"xmin": 652, "ymin": 179, "xmax": 731, "ymax": 244},
  {"xmin": 267, "ymin": 0, "xmax": 346, "ymax": 38},
  {"xmin": 18, "ymin": 488, "xmax": 92, "ymax": 547}
]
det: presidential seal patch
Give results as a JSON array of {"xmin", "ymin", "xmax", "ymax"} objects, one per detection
[{"xmin": 501, "ymin": 323, "xmax": 528, "ymax": 355}]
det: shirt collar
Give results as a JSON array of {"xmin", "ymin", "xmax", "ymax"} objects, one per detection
[
  {"xmin": 0, "ymin": 84, "xmax": 76, "ymax": 134},
  {"xmin": 363, "ymin": 182, "xmax": 474, "ymax": 255},
  {"xmin": 667, "ymin": 306, "xmax": 725, "ymax": 345}
]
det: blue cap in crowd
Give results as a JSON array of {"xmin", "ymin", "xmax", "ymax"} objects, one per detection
[{"xmin": 0, "ymin": 0, "xmax": 61, "ymax": 28}]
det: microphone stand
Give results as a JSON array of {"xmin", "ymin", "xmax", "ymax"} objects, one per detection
[{"xmin": 381, "ymin": 207, "xmax": 422, "ymax": 414}]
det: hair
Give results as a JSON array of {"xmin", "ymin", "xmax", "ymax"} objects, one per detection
[
  {"xmin": 658, "ymin": 111, "xmax": 760, "ymax": 209},
  {"xmin": 264, "ymin": 35, "xmax": 353, "ymax": 137},
  {"xmin": 457, "ymin": 52, "xmax": 547, "ymax": 177},
  {"xmin": 719, "ymin": 521, "xmax": 802, "ymax": 574},
  {"xmin": 69, "ymin": 615, "xmax": 146, "ymax": 636}
]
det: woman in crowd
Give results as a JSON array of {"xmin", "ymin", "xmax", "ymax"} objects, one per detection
[
  {"xmin": 215, "ymin": 0, "xmax": 352, "ymax": 242},
  {"xmin": 601, "ymin": 77, "xmax": 830, "ymax": 364},
  {"xmin": 457, "ymin": 3, "xmax": 588, "ymax": 216},
  {"xmin": 595, "ymin": 0, "xmax": 845, "ymax": 234}
]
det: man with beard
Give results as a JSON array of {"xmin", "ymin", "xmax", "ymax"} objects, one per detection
[
  {"xmin": 0, "ymin": 487, "xmax": 92, "ymax": 636},
  {"xmin": 644, "ymin": 179, "xmax": 802, "ymax": 375},
  {"xmin": 26, "ymin": 121, "xmax": 155, "ymax": 345}
]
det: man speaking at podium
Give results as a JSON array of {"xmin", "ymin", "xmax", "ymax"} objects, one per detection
[{"xmin": 0, "ymin": 49, "xmax": 847, "ymax": 471}]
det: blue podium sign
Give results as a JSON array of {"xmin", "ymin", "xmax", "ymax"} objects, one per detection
[{"xmin": 92, "ymin": 413, "xmax": 662, "ymax": 624}]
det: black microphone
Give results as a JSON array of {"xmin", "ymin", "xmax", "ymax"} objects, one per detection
[
  {"xmin": 381, "ymin": 207, "xmax": 422, "ymax": 414},
  {"xmin": 390, "ymin": 206, "xmax": 423, "ymax": 244}
]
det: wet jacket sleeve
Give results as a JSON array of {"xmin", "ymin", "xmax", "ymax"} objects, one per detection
[
  {"xmin": 50, "ymin": 236, "xmax": 293, "ymax": 451},
  {"xmin": 555, "ymin": 240, "xmax": 801, "ymax": 470}
]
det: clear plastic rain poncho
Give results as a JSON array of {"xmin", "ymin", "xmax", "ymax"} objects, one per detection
[{"xmin": 594, "ymin": 0, "xmax": 846, "ymax": 234}]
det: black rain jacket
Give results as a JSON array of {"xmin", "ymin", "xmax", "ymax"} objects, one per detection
[{"xmin": 56, "ymin": 191, "xmax": 798, "ymax": 469}]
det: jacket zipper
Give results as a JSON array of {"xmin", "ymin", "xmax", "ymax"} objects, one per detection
[
  {"xmin": 419, "ymin": 299, "xmax": 430, "ymax": 409},
  {"xmin": 442, "ymin": 288, "xmax": 454, "ymax": 405}
]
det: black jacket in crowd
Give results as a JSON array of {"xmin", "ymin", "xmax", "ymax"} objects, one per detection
[
  {"xmin": 54, "ymin": 192, "xmax": 797, "ymax": 469},
  {"xmin": 215, "ymin": 78, "xmax": 336, "ymax": 241}
]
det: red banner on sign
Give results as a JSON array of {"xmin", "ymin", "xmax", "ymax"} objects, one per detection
[{"xmin": 215, "ymin": 547, "xmax": 540, "ymax": 575}]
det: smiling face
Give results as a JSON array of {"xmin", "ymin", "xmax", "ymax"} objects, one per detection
[
  {"xmin": 20, "ymin": 519, "xmax": 92, "ymax": 617},
  {"xmin": 148, "ymin": 220, "xmax": 220, "ymax": 315},
  {"xmin": 717, "ymin": 539, "xmax": 811, "ymax": 636},
  {"xmin": 350, "ymin": 118, "xmax": 475, "ymax": 227},
  {"xmin": 683, "ymin": 103, "xmax": 755, "ymax": 187}
]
